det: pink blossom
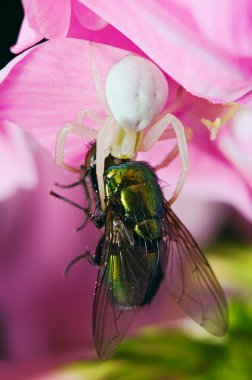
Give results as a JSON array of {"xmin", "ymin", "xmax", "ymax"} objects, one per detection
[
  {"xmin": 1, "ymin": 2, "xmax": 252, "ymax": 377},
  {"xmin": 0, "ymin": 139, "xmax": 97, "ymax": 365},
  {"xmin": 1, "ymin": 39, "xmax": 251, "ymax": 220},
  {"xmin": 218, "ymin": 107, "xmax": 252, "ymax": 190},
  {"xmin": 12, "ymin": 0, "xmax": 108, "ymax": 53},
  {"xmin": 13, "ymin": 1, "xmax": 252, "ymax": 104},
  {"xmin": 0, "ymin": 120, "xmax": 37, "ymax": 200}
]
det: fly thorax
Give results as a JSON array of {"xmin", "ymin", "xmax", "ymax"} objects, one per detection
[{"xmin": 110, "ymin": 126, "xmax": 142, "ymax": 159}]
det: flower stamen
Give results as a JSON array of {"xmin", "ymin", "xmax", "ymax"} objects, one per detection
[{"xmin": 201, "ymin": 103, "xmax": 239, "ymax": 140}]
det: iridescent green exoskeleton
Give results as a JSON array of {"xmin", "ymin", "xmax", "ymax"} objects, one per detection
[{"xmin": 51, "ymin": 143, "xmax": 228, "ymax": 360}]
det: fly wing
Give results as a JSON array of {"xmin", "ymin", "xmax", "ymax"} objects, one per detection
[
  {"xmin": 163, "ymin": 205, "xmax": 228, "ymax": 336},
  {"xmin": 93, "ymin": 217, "xmax": 150, "ymax": 359}
]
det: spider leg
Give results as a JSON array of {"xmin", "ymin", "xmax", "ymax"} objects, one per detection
[
  {"xmin": 89, "ymin": 41, "xmax": 110, "ymax": 114},
  {"xmin": 76, "ymin": 108, "xmax": 104, "ymax": 126},
  {"xmin": 138, "ymin": 113, "xmax": 191, "ymax": 205},
  {"xmin": 55, "ymin": 121, "xmax": 98, "ymax": 173},
  {"xmin": 96, "ymin": 117, "xmax": 118, "ymax": 210},
  {"xmin": 159, "ymin": 85, "xmax": 184, "ymax": 116},
  {"xmin": 155, "ymin": 127, "xmax": 193, "ymax": 170}
]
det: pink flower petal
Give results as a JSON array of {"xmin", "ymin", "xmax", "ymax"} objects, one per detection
[
  {"xmin": 22, "ymin": 0, "xmax": 71, "ymax": 39},
  {"xmin": 80, "ymin": 0, "xmax": 252, "ymax": 103},
  {"xmin": 185, "ymin": 145, "xmax": 252, "ymax": 222},
  {"xmin": 10, "ymin": 16, "xmax": 41, "ymax": 55},
  {"xmin": 12, "ymin": 0, "xmax": 109, "ymax": 54},
  {"xmin": 218, "ymin": 107, "xmax": 252, "ymax": 189},
  {"xmin": 173, "ymin": 198, "xmax": 227, "ymax": 246},
  {"xmin": 0, "ymin": 120, "xmax": 38, "ymax": 200},
  {"xmin": 13, "ymin": 3, "xmax": 140, "ymax": 55},
  {"xmin": 67, "ymin": 18, "xmax": 140, "ymax": 54},
  {"xmin": 236, "ymin": 89, "xmax": 252, "ymax": 107},
  {"xmin": 180, "ymin": 0, "xmax": 252, "ymax": 58},
  {"xmin": 72, "ymin": 0, "xmax": 107, "ymax": 31},
  {"xmin": 0, "ymin": 143, "xmax": 96, "ymax": 363}
]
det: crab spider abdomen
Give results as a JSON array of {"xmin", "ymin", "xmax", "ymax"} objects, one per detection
[{"xmin": 105, "ymin": 55, "xmax": 168, "ymax": 132}]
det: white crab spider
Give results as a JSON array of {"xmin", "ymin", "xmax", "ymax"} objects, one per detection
[{"xmin": 56, "ymin": 43, "xmax": 191, "ymax": 210}]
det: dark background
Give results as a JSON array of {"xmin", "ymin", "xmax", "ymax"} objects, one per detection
[{"xmin": 0, "ymin": 0, "xmax": 23, "ymax": 69}]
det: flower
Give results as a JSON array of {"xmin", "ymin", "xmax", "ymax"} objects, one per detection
[
  {"xmin": 218, "ymin": 107, "xmax": 252, "ymax": 190},
  {"xmin": 12, "ymin": 0, "xmax": 107, "ymax": 54},
  {"xmin": 0, "ymin": 120, "xmax": 37, "ymax": 200},
  {"xmin": 13, "ymin": 1, "xmax": 252, "ymax": 104},
  {"xmin": 0, "ymin": 138, "xmax": 97, "ymax": 364},
  {"xmin": 1, "ymin": 1, "xmax": 252, "ymax": 376}
]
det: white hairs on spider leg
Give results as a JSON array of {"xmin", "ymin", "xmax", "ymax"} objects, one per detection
[{"xmin": 105, "ymin": 55, "xmax": 169, "ymax": 131}]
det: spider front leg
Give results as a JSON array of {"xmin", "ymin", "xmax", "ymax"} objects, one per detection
[
  {"xmin": 96, "ymin": 117, "xmax": 118, "ymax": 210},
  {"xmin": 138, "ymin": 113, "xmax": 192, "ymax": 205},
  {"xmin": 56, "ymin": 120, "xmax": 98, "ymax": 173},
  {"xmin": 76, "ymin": 108, "xmax": 104, "ymax": 126},
  {"xmin": 89, "ymin": 41, "xmax": 111, "ymax": 114}
]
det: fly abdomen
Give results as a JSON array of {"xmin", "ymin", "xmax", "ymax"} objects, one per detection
[
  {"xmin": 141, "ymin": 250, "xmax": 164, "ymax": 305},
  {"xmin": 134, "ymin": 218, "xmax": 162, "ymax": 241}
]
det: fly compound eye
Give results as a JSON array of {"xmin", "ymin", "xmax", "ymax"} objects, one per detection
[{"xmin": 105, "ymin": 55, "xmax": 168, "ymax": 131}]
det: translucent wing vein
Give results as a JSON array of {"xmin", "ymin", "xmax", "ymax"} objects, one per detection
[
  {"xmin": 164, "ymin": 205, "xmax": 228, "ymax": 336},
  {"xmin": 92, "ymin": 217, "xmax": 150, "ymax": 359}
]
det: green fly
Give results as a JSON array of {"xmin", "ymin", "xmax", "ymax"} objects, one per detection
[{"xmin": 51, "ymin": 143, "xmax": 228, "ymax": 360}]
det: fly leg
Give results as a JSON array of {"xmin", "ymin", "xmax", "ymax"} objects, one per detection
[
  {"xmin": 63, "ymin": 234, "xmax": 105, "ymax": 276},
  {"xmin": 49, "ymin": 191, "xmax": 104, "ymax": 228},
  {"xmin": 53, "ymin": 176, "xmax": 92, "ymax": 212},
  {"xmin": 74, "ymin": 179, "xmax": 96, "ymax": 232},
  {"xmin": 52, "ymin": 167, "xmax": 93, "ymax": 229},
  {"xmin": 50, "ymin": 190, "xmax": 104, "ymax": 274},
  {"xmin": 63, "ymin": 249, "xmax": 96, "ymax": 277},
  {"xmin": 54, "ymin": 180, "xmax": 83, "ymax": 189}
]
